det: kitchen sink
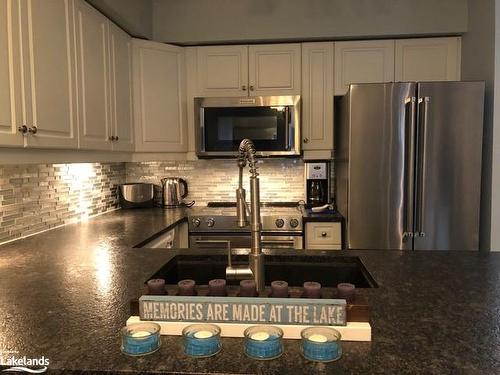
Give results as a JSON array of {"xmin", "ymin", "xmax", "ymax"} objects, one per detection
[{"xmin": 147, "ymin": 254, "xmax": 377, "ymax": 288}]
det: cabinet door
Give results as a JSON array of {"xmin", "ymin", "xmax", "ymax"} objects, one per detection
[
  {"xmin": 334, "ymin": 40, "xmax": 395, "ymax": 95},
  {"xmin": 196, "ymin": 45, "xmax": 248, "ymax": 97},
  {"xmin": 0, "ymin": 0, "xmax": 23, "ymax": 146},
  {"xmin": 301, "ymin": 42, "xmax": 334, "ymax": 152},
  {"xmin": 395, "ymin": 37, "xmax": 461, "ymax": 82},
  {"xmin": 75, "ymin": 0, "xmax": 111, "ymax": 150},
  {"xmin": 109, "ymin": 22, "xmax": 133, "ymax": 151},
  {"xmin": 21, "ymin": 0, "xmax": 77, "ymax": 148},
  {"xmin": 248, "ymin": 43, "xmax": 301, "ymax": 96},
  {"xmin": 133, "ymin": 39, "xmax": 187, "ymax": 152}
]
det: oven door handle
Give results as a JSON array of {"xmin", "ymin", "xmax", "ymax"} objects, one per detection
[{"xmin": 261, "ymin": 240, "xmax": 295, "ymax": 245}]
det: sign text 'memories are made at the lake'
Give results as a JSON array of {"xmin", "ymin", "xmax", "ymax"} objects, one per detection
[{"xmin": 139, "ymin": 295, "xmax": 347, "ymax": 326}]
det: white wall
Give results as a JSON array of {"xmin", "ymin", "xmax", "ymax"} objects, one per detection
[
  {"xmin": 462, "ymin": 0, "xmax": 496, "ymax": 251},
  {"xmin": 152, "ymin": 0, "xmax": 468, "ymax": 44},
  {"xmin": 86, "ymin": 0, "xmax": 153, "ymax": 39}
]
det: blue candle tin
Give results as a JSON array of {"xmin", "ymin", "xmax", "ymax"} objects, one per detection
[
  {"xmin": 244, "ymin": 325, "xmax": 283, "ymax": 360},
  {"xmin": 182, "ymin": 324, "xmax": 221, "ymax": 358},
  {"xmin": 301, "ymin": 327, "xmax": 342, "ymax": 362},
  {"xmin": 121, "ymin": 322, "xmax": 161, "ymax": 356}
]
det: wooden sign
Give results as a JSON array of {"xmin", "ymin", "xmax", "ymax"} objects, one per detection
[{"xmin": 139, "ymin": 295, "xmax": 347, "ymax": 326}]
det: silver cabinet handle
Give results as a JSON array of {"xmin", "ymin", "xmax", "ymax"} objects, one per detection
[
  {"xmin": 321, "ymin": 232, "xmax": 327, "ymax": 237},
  {"xmin": 303, "ymin": 137, "xmax": 309, "ymax": 143},
  {"xmin": 18, "ymin": 125, "xmax": 28, "ymax": 134},
  {"xmin": 28, "ymin": 126, "xmax": 37, "ymax": 134},
  {"xmin": 416, "ymin": 97, "xmax": 430, "ymax": 237},
  {"xmin": 242, "ymin": 85, "xmax": 247, "ymax": 91},
  {"xmin": 403, "ymin": 96, "xmax": 417, "ymax": 242}
]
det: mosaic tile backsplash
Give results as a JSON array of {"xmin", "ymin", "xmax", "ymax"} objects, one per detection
[
  {"xmin": 0, "ymin": 163, "xmax": 125, "ymax": 244},
  {"xmin": 125, "ymin": 159, "xmax": 306, "ymax": 205}
]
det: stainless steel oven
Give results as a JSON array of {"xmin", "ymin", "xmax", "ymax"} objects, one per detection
[
  {"xmin": 195, "ymin": 96, "xmax": 301, "ymax": 157},
  {"xmin": 190, "ymin": 233, "xmax": 303, "ymax": 250}
]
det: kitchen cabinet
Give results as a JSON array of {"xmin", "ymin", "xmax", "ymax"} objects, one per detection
[
  {"xmin": 301, "ymin": 42, "xmax": 334, "ymax": 155},
  {"xmin": 17, "ymin": 0, "xmax": 78, "ymax": 149},
  {"xmin": 75, "ymin": 0, "xmax": 112, "ymax": 150},
  {"xmin": 248, "ymin": 44, "xmax": 301, "ymax": 96},
  {"xmin": 0, "ymin": 0, "xmax": 23, "ymax": 147},
  {"xmin": 109, "ymin": 22, "xmax": 133, "ymax": 151},
  {"xmin": 196, "ymin": 44, "xmax": 300, "ymax": 97},
  {"xmin": 334, "ymin": 40, "xmax": 395, "ymax": 95},
  {"xmin": 395, "ymin": 37, "xmax": 461, "ymax": 82},
  {"xmin": 305, "ymin": 222, "xmax": 342, "ymax": 250},
  {"xmin": 196, "ymin": 45, "xmax": 248, "ymax": 97},
  {"xmin": 132, "ymin": 39, "xmax": 187, "ymax": 152}
]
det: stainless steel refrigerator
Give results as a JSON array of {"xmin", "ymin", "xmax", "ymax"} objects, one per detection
[{"xmin": 335, "ymin": 81, "xmax": 485, "ymax": 250}]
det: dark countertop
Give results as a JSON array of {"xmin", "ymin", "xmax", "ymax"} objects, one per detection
[{"xmin": 0, "ymin": 208, "xmax": 499, "ymax": 374}]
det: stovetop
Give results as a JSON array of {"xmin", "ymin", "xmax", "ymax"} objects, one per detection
[{"xmin": 189, "ymin": 201, "xmax": 304, "ymax": 232}]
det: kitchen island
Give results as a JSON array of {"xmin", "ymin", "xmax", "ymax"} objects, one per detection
[{"xmin": 0, "ymin": 208, "xmax": 499, "ymax": 374}]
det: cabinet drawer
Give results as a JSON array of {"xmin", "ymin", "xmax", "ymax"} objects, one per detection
[{"xmin": 305, "ymin": 222, "xmax": 342, "ymax": 249}]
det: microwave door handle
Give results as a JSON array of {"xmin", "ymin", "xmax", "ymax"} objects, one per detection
[{"xmin": 284, "ymin": 107, "xmax": 290, "ymax": 151}]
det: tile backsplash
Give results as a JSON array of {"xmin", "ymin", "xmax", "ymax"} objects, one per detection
[
  {"xmin": 0, "ymin": 163, "xmax": 125, "ymax": 244},
  {"xmin": 125, "ymin": 159, "xmax": 306, "ymax": 205}
]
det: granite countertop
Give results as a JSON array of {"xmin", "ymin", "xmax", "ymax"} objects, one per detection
[{"xmin": 0, "ymin": 208, "xmax": 499, "ymax": 374}]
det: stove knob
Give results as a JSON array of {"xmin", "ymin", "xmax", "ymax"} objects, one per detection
[
  {"xmin": 192, "ymin": 218, "xmax": 201, "ymax": 227},
  {"xmin": 206, "ymin": 218, "xmax": 215, "ymax": 227},
  {"xmin": 290, "ymin": 218, "xmax": 299, "ymax": 228},
  {"xmin": 275, "ymin": 219, "xmax": 285, "ymax": 228}
]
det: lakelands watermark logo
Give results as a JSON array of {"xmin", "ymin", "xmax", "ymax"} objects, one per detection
[{"xmin": 0, "ymin": 350, "xmax": 49, "ymax": 373}]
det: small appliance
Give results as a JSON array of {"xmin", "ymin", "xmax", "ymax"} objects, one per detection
[
  {"xmin": 118, "ymin": 183, "xmax": 155, "ymax": 209},
  {"xmin": 161, "ymin": 177, "xmax": 194, "ymax": 208},
  {"xmin": 305, "ymin": 162, "xmax": 330, "ymax": 207},
  {"xmin": 195, "ymin": 96, "xmax": 301, "ymax": 158}
]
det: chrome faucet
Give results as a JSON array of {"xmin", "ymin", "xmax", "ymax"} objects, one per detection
[{"xmin": 225, "ymin": 139, "xmax": 265, "ymax": 292}]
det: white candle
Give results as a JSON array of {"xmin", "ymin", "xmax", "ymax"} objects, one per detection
[
  {"xmin": 131, "ymin": 330, "xmax": 151, "ymax": 338},
  {"xmin": 194, "ymin": 330, "xmax": 214, "ymax": 339},
  {"xmin": 308, "ymin": 334, "xmax": 328, "ymax": 343},
  {"xmin": 250, "ymin": 331, "xmax": 270, "ymax": 341}
]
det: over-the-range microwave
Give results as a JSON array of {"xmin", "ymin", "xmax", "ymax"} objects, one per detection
[{"xmin": 194, "ymin": 96, "xmax": 301, "ymax": 158}]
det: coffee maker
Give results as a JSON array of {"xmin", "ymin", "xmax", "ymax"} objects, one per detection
[{"xmin": 305, "ymin": 162, "xmax": 330, "ymax": 207}]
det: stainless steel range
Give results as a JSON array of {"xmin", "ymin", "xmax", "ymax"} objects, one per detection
[{"xmin": 189, "ymin": 202, "xmax": 303, "ymax": 250}]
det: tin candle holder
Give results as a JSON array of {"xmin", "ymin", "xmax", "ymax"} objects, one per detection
[
  {"xmin": 121, "ymin": 322, "xmax": 161, "ymax": 356},
  {"xmin": 244, "ymin": 325, "xmax": 283, "ymax": 360},
  {"xmin": 182, "ymin": 324, "xmax": 221, "ymax": 358},
  {"xmin": 301, "ymin": 327, "xmax": 342, "ymax": 362}
]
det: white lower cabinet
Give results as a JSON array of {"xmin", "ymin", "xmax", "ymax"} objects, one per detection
[
  {"xmin": 132, "ymin": 39, "xmax": 187, "ymax": 152},
  {"xmin": 305, "ymin": 222, "xmax": 342, "ymax": 250}
]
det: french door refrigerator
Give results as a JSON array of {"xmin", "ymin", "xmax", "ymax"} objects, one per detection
[{"xmin": 336, "ymin": 81, "xmax": 485, "ymax": 250}]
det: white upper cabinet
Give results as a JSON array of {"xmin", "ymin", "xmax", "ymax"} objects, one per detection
[
  {"xmin": 196, "ymin": 45, "xmax": 248, "ymax": 97},
  {"xmin": 301, "ymin": 42, "xmax": 334, "ymax": 153},
  {"xmin": 109, "ymin": 22, "xmax": 133, "ymax": 151},
  {"xmin": 132, "ymin": 39, "xmax": 187, "ymax": 152},
  {"xmin": 395, "ymin": 37, "xmax": 461, "ymax": 82},
  {"xmin": 334, "ymin": 40, "xmax": 395, "ymax": 95},
  {"xmin": 0, "ymin": 0, "xmax": 23, "ymax": 147},
  {"xmin": 248, "ymin": 44, "xmax": 301, "ymax": 96},
  {"xmin": 75, "ymin": 0, "xmax": 111, "ymax": 150},
  {"xmin": 20, "ymin": 0, "xmax": 78, "ymax": 148},
  {"xmin": 196, "ymin": 44, "xmax": 301, "ymax": 97}
]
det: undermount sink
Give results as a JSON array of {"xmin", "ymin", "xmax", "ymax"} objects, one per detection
[{"xmin": 147, "ymin": 254, "xmax": 378, "ymax": 288}]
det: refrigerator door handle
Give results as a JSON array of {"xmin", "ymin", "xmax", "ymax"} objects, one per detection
[
  {"xmin": 403, "ymin": 96, "xmax": 417, "ymax": 242},
  {"xmin": 416, "ymin": 97, "xmax": 430, "ymax": 237}
]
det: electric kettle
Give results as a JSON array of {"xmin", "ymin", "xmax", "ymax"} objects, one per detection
[{"xmin": 161, "ymin": 177, "xmax": 193, "ymax": 208}]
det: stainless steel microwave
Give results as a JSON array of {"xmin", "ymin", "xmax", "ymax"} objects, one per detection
[{"xmin": 195, "ymin": 96, "xmax": 301, "ymax": 158}]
